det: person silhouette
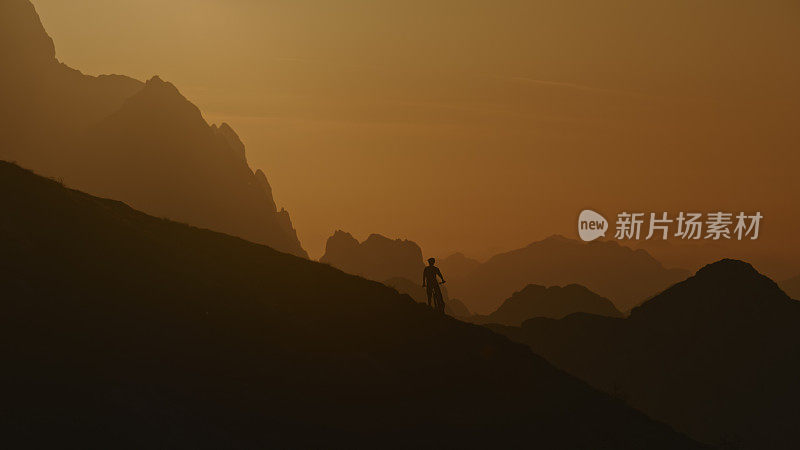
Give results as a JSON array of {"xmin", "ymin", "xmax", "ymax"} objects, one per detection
[{"xmin": 422, "ymin": 257, "xmax": 446, "ymax": 313}]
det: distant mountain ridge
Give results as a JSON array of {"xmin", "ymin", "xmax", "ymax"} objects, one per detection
[
  {"xmin": 320, "ymin": 230, "xmax": 424, "ymax": 282},
  {"xmin": 489, "ymin": 259, "xmax": 800, "ymax": 449},
  {"xmin": 0, "ymin": 0, "xmax": 306, "ymax": 257},
  {"xmin": 0, "ymin": 161, "xmax": 703, "ymax": 449},
  {"xmin": 450, "ymin": 235, "xmax": 689, "ymax": 314},
  {"xmin": 470, "ymin": 284, "xmax": 622, "ymax": 326}
]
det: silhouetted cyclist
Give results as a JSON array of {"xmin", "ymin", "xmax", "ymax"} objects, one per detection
[{"xmin": 422, "ymin": 258, "xmax": 446, "ymax": 313}]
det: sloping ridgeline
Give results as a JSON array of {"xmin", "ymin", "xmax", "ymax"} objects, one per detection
[{"xmin": 0, "ymin": 162, "xmax": 703, "ymax": 449}]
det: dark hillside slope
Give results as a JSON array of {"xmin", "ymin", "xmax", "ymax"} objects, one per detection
[
  {"xmin": 490, "ymin": 260, "xmax": 800, "ymax": 449},
  {"xmin": 0, "ymin": 162, "xmax": 701, "ymax": 449}
]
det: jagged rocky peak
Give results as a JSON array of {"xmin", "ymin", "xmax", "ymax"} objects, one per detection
[
  {"xmin": 0, "ymin": 0, "xmax": 56, "ymax": 65},
  {"xmin": 320, "ymin": 231, "xmax": 424, "ymax": 282},
  {"xmin": 106, "ymin": 74, "xmax": 209, "ymax": 133},
  {"xmin": 360, "ymin": 234, "xmax": 424, "ymax": 260},
  {"xmin": 213, "ymin": 123, "xmax": 247, "ymax": 162},
  {"xmin": 137, "ymin": 75, "xmax": 195, "ymax": 105},
  {"xmin": 147, "ymin": 74, "xmax": 165, "ymax": 85},
  {"xmin": 252, "ymin": 169, "xmax": 277, "ymax": 212},
  {"xmin": 253, "ymin": 169, "xmax": 271, "ymax": 191},
  {"xmin": 323, "ymin": 230, "xmax": 360, "ymax": 255},
  {"xmin": 0, "ymin": 2, "xmax": 308, "ymax": 260},
  {"xmin": 142, "ymin": 75, "xmax": 182, "ymax": 94},
  {"xmin": 364, "ymin": 233, "xmax": 418, "ymax": 248},
  {"xmin": 275, "ymin": 208, "xmax": 298, "ymax": 237}
]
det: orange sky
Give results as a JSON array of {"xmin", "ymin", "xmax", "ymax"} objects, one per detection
[{"xmin": 31, "ymin": 0, "xmax": 800, "ymax": 275}]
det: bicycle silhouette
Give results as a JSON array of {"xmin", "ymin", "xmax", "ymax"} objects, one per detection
[{"xmin": 430, "ymin": 280, "xmax": 446, "ymax": 313}]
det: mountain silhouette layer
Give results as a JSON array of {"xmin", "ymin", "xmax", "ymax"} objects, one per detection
[
  {"xmin": 489, "ymin": 259, "xmax": 800, "ymax": 449},
  {"xmin": 383, "ymin": 277, "xmax": 471, "ymax": 318},
  {"xmin": 450, "ymin": 235, "xmax": 689, "ymax": 314},
  {"xmin": 0, "ymin": 161, "xmax": 704, "ymax": 449},
  {"xmin": 470, "ymin": 284, "xmax": 622, "ymax": 326},
  {"xmin": 320, "ymin": 230, "xmax": 424, "ymax": 282},
  {"xmin": 0, "ymin": 0, "xmax": 306, "ymax": 257}
]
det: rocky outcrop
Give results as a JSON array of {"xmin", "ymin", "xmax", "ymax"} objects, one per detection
[{"xmin": 321, "ymin": 231, "xmax": 423, "ymax": 282}]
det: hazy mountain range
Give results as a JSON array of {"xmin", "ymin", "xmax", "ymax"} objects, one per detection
[
  {"xmin": 0, "ymin": 0, "xmax": 306, "ymax": 257},
  {"xmin": 0, "ymin": 161, "xmax": 703, "ymax": 448},
  {"xmin": 470, "ymin": 284, "xmax": 622, "ymax": 326},
  {"xmin": 319, "ymin": 231, "xmax": 691, "ymax": 317},
  {"xmin": 490, "ymin": 259, "xmax": 800, "ymax": 449},
  {"xmin": 449, "ymin": 235, "xmax": 690, "ymax": 314}
]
